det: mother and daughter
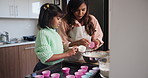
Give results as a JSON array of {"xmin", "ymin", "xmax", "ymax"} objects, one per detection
[{"xmin": 33, "ymin": 0, "xmax": 104, "ymax": 72}]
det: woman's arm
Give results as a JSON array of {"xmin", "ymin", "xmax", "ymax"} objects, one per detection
[
  {"xmin": 90, "ymin": 15, "xmax": 104, "ymax": 49},
  {"xmin": 69, "ymin": 38, "xmax": 90, "ymax": 47}
]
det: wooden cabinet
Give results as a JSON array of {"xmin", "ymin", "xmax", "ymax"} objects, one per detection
[
  {"xmin": 0, "ymin": 46, "xmax": 20, "ymax": 78},
  {"xmin": 19, "ymin": 44, "xmax": 38, "ymax": 78},
  {"xmin": 0, "ymin": 43, "xmax": 39, "ymax": 78}
]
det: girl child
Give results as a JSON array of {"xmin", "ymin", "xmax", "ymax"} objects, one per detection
[{"xmin": 33, "ymin": 3, "xmax": 77, "ymax": 72}]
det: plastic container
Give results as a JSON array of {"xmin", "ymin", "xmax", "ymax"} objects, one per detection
[
  {"xmin": 51, "ymin": 73, "xmax": 60, "ymax": 78},
  {"xmin": 88, "ymin": 42, "xmax": 95, "ymax": 48},
  {"xmin": 66, "ymin": 75, "xmax": 75, "ymax": 78},
  {"xmin": 74, "ymin": 72, "xmax": 83, "ymax": 78},
  {"xmin": 92, "ymin": 67, "xmax": 100, "ymax": 71},
  {"xmin": 81, "ymin": 75, "xmax": 90, "ymax": 78},
  {"xmin": 62, "ymin": 67, "xmax": 70, "ymax": 75},
  {"xmin": 78, "ymin": 69, "xmax": 87, "ymax": 75},
  {"xmin": 89, "ymin": 70, "xmax": 97, "ymax": 74},
  {"xmin": 85, "ymin": 72, "xmax": 93, "ymax": 77},
  {"xmin": 42, "ymin": 70, "xmax": 51, "ymax": 78},
  {"xmin": 81, "ymin": 66, "xmax": 88, "ymax": 71},
  {"xmin": 34, "ymin": 75, "xmax": 44, "ymax": 78}
]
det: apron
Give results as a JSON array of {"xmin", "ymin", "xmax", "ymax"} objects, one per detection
[{"xmin": 65, "ymin": 26, "xmax": 92, "ymax": 61}]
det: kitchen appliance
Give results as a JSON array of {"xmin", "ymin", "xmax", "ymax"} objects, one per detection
[
  {"xmin": 82, "ymin": 51, "xmax": 108, "ymax": 63},
  {"xmin": 23, "ymin": 35, "xmax": 36, "ymax": 41}
]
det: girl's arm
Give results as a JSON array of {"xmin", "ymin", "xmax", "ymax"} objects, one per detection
[{"xmin": 46, "ymin": 46, "xmax": 77, "ymax": 62}]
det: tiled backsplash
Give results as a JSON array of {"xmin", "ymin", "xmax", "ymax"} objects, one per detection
[{"xmin": 0, "ymin": 18, "xmax": 38, "ymax": 40}]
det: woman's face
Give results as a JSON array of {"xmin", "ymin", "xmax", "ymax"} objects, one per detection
[
  {"xmin": 73, "ymin": 3, "xmax": 87, "ymax": 20},
  {"xmin": 51, "ymin": 16, "xmax": 62, "ymax": 29}
]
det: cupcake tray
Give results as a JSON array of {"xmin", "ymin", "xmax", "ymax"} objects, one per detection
[{"xmin": 25, "ymin": 61, "xmax": 102, "ymax": 78}]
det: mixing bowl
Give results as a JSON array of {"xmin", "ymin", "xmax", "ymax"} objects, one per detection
[{"xmin": 82, "ymin": 51, "xmax": 108, "ymax": 63}]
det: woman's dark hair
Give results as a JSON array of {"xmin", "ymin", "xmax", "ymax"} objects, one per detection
[
  {"xmin": 65, "ymin": 0, "xmax": 95, "ymax": 37},
  {"xmin": 38, "ymin": 3, "xmax": 63, "ymax": 29}
]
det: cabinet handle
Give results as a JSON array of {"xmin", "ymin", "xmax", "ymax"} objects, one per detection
[
  {"xmin": 9, "ymin": 6, "xmax": 11, "ymax": 16},
  {"xmin": 14, "ymin": 5, "xmax": 16, "ymax": 16},
  {"xmin": 25, "ymin": 47, "xmax": 35, "ymax": 50},
  {"xmin": 12, "ymin": 5, "xmax": 14, "ymax": 16},
  {"xmin": 9, "ymin": 5, "xmax": 13, "ymax": 16},
  {"xmin": 16, "ymin": 6, "xmax": 18, "ymax": 16}
]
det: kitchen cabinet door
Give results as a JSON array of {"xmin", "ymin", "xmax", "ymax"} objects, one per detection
[
  {"xmin": 0, "ymin": 0, "xmax": 53, "ymax": 18},
  {"xmin": 0, "ymin": 0, "xmax": 29, "ymax": 18},
  {"xmin": 28, "ymin": 0, "xmax": 41, "ymax": 18},
  {"xmin": 28, "ymin": 0, "xmax": 53, "ymax": 19},
  {"xmin": 0, "ymin": 46, "xmax": 20, "ymax": 78},
  {"xmin": 0, "ymin": 0, "xmax": 15, "ymax": 18},
  {"xmin": 18, "ymin": 44, "xmax": 39, "ymax": 78},
  {"xmin": 14, "ymin": 0, "xmax": 29, "ymax": 18}
]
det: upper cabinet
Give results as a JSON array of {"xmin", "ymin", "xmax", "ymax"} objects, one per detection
[
  {"xmin": 0, "ymin": 0, "xmax": 15, "ymax": 18},
  {"xmin": 28, "ymin": 0, "xmax": 40, "ymax": 18},
  {"xmin": 28, "ymin": 0, "xmax": 53, "ymax": 18},
  {"xmin": 0, "ymin": 0, "xmax": 29, "ymax": 18},
  {"xmin": 15, "ymin": 0, "xmax": 29, "ymax": 18},
  {"xmin": 0, "ymin": 0, "xmax": 53, "ymax": 19}
]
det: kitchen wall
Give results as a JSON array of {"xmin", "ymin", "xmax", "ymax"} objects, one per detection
[
  {"xmin": 0, "ymin": 19, "xmax": 38, "ymax": 40},
  {"xmin": 110, "ymin": 0, "xmax": 148, "ymax": 78}
]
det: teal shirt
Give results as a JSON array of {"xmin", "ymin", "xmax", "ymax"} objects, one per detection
[{"xmin": 35, "ymin": 27, "xmax": 64, "ymax": 65}]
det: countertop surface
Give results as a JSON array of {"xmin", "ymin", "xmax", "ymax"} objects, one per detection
[{"xmin": 0, "ymin": 41, "xmax": 35, "ymax": 48}]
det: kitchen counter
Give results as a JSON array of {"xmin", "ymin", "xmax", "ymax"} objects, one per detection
[
  {"xmin": 25, "ymin": 51, "xmax": 110, "ymax": 78},
  {"xmin": 0, "ymin": 41, "xmax": 35, "ymax": 48}
]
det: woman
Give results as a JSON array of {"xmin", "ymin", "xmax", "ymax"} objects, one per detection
[
  {"xmin": 33, "ymin": 3, "xmax": 77, "ymax": 72},
  {"xmin": 58, "ymin": 0, "xmax": 104, "ymax": 61}
]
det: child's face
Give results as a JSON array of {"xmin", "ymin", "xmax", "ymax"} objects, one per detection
[
  {"xmin": 52, "ymin": 16, "xmax": 62, "ymax": 29},
  {"xmin": 73, "ymin": 3, "xmax": 87, "ymax": 21}
]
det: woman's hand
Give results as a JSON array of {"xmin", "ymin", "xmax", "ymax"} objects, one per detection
[
  {"xmin": 78, "ymin": 38, "xmax": 90, "ymax": 46},
  {"xmin": 93, "ymin": 39, "xmax": 101, "ymax": 50},
  {"xmin": 65, "ymin": 46, "xmax": 78, "ymax": 57},
  {"xmin": 69, "ymin": 38, "xmax": 90, "ymax": 47}
]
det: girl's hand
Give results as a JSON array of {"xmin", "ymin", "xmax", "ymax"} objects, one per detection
[{"xmin": 66, "ymin": 46, "xmax": 78, "ymax": 57}]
